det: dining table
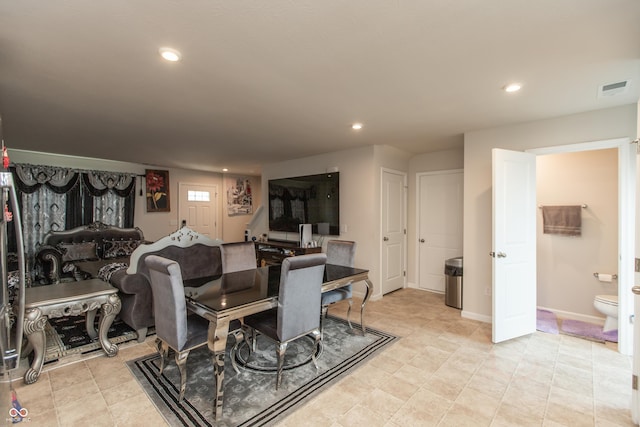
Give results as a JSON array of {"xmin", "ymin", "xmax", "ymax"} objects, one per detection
[{"xmin": 184, "ymin": 263, "xmax": 372, "ymax": 420}]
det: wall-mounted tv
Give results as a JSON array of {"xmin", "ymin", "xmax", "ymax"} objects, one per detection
[{"xmin": 268, "ymin": 172, "xmax": 340, "ymax": 236}]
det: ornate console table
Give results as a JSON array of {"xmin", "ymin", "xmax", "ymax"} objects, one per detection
[{"xmin": 21, "ymin": 278, "xmax": 121, "ymax": 384}]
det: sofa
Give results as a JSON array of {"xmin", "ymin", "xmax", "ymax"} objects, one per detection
[
  {"xmin": 107, "ymin": 227, "xmax": 224, "ymax": 342},
  {"xmin": 35, "ymin": 221, "xmax": 145, "ymax": 284}
]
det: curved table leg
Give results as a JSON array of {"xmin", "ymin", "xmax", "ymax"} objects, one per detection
[
  {"xmin": 360, "ymin": 279, "xmax": 373, "ymax": 335},
  {"xmin": 98, "ymin": 293, "xmax": 121, "ymax": 357},
  {"xmin": 23, "ymin": 308, "xmax": 48, "ymax": 384},
  {"xmin": 208, "ymin": 318, "xmax": 230, "ymax": 421},
  {"xmin": 86, "ymin": 308, "xmax": 98, "ymax": 340}
]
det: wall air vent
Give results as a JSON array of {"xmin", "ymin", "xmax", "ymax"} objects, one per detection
[{"xmin": 598, "ymin": 80, "xmax": 629, "ymax": 98}]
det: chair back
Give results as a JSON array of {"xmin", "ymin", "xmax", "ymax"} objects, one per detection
[
  {"xmin": 145, "ymin": 255, "xmax": 189, "ymax": 351},
  {"xmin": 277, "ymin": 253, "xmax": 327, "ymax": 342},
  {"xmin": 221, "ymin": 242, "xmax": 257, "ymax": 273},
  {"xmin": 326, "ymin": 240, "xmax": 356, "ymax": 267}
]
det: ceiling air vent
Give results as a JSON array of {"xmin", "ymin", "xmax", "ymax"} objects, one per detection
[{"xmin": 598, "ymin": 80, "xmax": 629, "ymax": 98}]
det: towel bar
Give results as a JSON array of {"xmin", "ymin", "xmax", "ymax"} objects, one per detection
[{"xmin": 538, "ymin": 204, "xmax": 587, "ymax": 209}]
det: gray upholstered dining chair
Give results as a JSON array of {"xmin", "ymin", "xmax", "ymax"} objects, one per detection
[
  {"xmin": 220, "ymin": 241, "xmax": 257, "ymax": 354},
  {"xmin": 220, "ymin": 241, "xmax": 257, "ymax": 273},
  {"xmin": 145, "ymin": 255, "xmax": 210, "ymax": 402},
  {"xmin": 242, "ymin": 253, "xmax": 327, "ymax": 389},
  {"xmin": 321, "ymin": 240, "xmax": 356, "ymax": 333}
]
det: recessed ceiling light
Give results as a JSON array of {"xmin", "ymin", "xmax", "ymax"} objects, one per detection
[
  {"xmin": 222, "ymin": 168, "xmax": 228, "ymax": 172},
  {"xmin": 504, "ymin": 83, "xmax": 522, "ymax": 93},
  {"xmin": 352, "ymin": 123, "xmax": 363, "ymax": 130},
  {"xmin": 159, "ymin": 47, "xmax": 182, "ymax": 62}
]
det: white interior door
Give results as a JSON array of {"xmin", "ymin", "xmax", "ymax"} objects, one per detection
[
  {"xmin": 381, "ymin": 169, "xmax": 406, "ymax": 295},
  {"xmin": 178, "ymin": 183, "xmax": 218, "ymax": 238},
  {"xmin": 417, "ymin": 170, "xmax": 463, "ymax": 292},
  {"xmin": 492, "ymin": 149, "xmax": 537, "ymax": 343}
]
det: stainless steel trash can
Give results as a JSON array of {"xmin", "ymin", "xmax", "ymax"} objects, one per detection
[{"xmin": 444, "ymin": 257, "xmax": 463, "ymax": 309}]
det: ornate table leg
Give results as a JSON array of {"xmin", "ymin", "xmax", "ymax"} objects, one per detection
[
  {"xmin": 208, "ymin": 318, "xmax": 230, "ymax": 420},
  {"xmin": 98, "ymin": 293, "xmax": 121, "ymax": 357},
  {"xmin": 360, "ymin": 279, "xmax": 373, "ymax": 335},
  {"xmin": 23, "ymin": 308, "xmax": 48, "ymax": 384},
  {"xmin": 85, "ymin": 308, "xmax": 98, "ymax": 339}
]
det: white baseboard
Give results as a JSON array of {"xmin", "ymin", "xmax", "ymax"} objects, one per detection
[
  {"xmin": 458, "ymin": 307, "xmax": 605, "ymax": 328},
  {"xmin": 458, "ymin": 307, "xmax": 605, "ymax": 327},
  {"xmin": 406, "ymin": 283, "xmax": 445, "ymax": 294},
  {"xmin": 352, "ymin": 290, "xmax": 382, "ymax": 302},
  {"xmin": 538, "ymin": 305, "xmax": 605, "ymax": 325},
  {"xmin": 461, "ymin": 310, "xmax": 491, "ymax": 324}
]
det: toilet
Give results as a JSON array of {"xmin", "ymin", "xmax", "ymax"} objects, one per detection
[{"xmin": 593, "ymin": 294, "xmax": 618, "ymax": 332}]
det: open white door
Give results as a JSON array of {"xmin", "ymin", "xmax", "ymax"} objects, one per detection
[
  {"xmin": 381, "ymin": 169, "xmax": 406, "ymax": 295},
  {"xmin": 492, "ymin": 148, "xmax": 537, "ymax": 343}
]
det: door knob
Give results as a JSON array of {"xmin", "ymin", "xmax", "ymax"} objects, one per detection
[
  {"xmin": 419, "ymin": 238, "xmax": 425, "ymax": 243},
  {"xmin": 383, "ymin": 237, "xmax": 389, "ymax": 241},
  {"xmin": 489, "ymin": 251, "xmax": 507, "ymax": 258}
]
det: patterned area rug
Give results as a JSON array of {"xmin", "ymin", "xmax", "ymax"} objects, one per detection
[
  {"xmin": 127, "ymin": 316, "xmax": 397, "ymax": 427},
  {"xmin": 44, "ymin": 315, "xmax": 147, "ymax": 363}
]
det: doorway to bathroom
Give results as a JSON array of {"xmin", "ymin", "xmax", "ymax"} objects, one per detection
[
  {"xmin": 492, "ymin": 137, "xmax": 635, "ymax": 355},
  {"xmin": 530, "ymin": 138, "xmax": 635, "ymax": 355},
  {"xmin": 536, "ymin": 148, "xmax": 619, "ymax": 343}
]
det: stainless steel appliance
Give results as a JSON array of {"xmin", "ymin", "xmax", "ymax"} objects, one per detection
[{"xmin": 0, "ymin": 144, "xmax": 27, "ymax": 424}]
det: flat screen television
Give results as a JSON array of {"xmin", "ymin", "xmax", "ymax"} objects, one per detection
[{"xmin": 268, "ymin": 172, "xmax": 340, "ymax": 235}]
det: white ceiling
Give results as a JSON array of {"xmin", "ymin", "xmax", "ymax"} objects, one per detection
[{"xmin": 0, "ymin": 1, "xmax": 638, "ymax": 175}]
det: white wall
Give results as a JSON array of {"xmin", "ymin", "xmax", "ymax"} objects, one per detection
[
  {"xmin": 262, "ymin": 145, "xmax": 411, "ymax": 300},
  {"xmin": 463, "ymin": 104, "xmax": 638, "ymax": 321},
  {"xmin": 262, "ymin": 146, "xmax": 382, "ymax": 297},
  {"xmin": 536, "ymin": 149, "xmax": 618, "ymax": 320},
  {"xmin": 407, "ymin": 148, "xmax": 464, "ymax": 286},
  {"xmin": 8, "ymin": 149, "xmax": 258, "ymax": 242}
]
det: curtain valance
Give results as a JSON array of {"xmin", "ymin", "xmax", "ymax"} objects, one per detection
[
  {"xmin": 12, "ymin": 165, "xmax": 80, "ymax": 194},
  {"xmin": 83, "ymin": 172, "xmax": 136, "ymax": 197},
  {"xmin": 11, "ymin": 164, "xmax": 137, "ymax": 197}
]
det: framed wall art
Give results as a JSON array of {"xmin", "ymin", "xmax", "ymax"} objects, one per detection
[
  {"xmin": 145, "ymin": 169, "xmax": 170, "ymax": 212},
  {"xmin": 226, "ymin": 176, "xmax": 253, "ymax": 216}
]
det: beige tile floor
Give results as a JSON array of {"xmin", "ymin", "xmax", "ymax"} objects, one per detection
[{"xmin": 7, "ymin": 288, "xmax": 633, "ymax": 426}]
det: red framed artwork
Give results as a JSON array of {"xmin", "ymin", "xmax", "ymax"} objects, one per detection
[{"xmin": 145, "ymin": 169, "xmax": 170, "ymax": 212}]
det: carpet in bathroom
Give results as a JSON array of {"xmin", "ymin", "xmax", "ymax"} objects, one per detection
[
  {"xmin": 560, "ymin": 319, "xmax": 618, "ymax": 343},
  {"xmin": 536, "ymin": 309, "xmax": 559, "ymax": 334}
]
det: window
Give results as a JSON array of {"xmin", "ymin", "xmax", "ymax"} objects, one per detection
[{"xmin": 188, "ymin": 190, "xmax": 210, "ymax": 202}]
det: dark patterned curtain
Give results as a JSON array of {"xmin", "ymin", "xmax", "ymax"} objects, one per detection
[
  {"xmin": 9, "ymin": 164, "xmax": 136, "ymax": 270},
  {"xmin": 82, "ymin": 172, "xmax": 136, "ymax": 228},
  {"xmin": 10, "ymin": 165, "xmax": 82, "ymax": 261}
]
